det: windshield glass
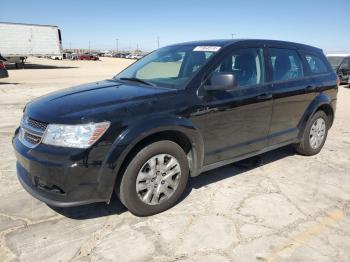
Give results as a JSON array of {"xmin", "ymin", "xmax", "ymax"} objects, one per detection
[
  {"xmin": 327, "ymin": 56, "xmax": 345, "ymax": 69},
  {"xmin": 114, "ymin": 44, "xmax": 220, "ymax": 89}
]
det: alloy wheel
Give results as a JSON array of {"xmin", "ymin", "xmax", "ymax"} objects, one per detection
[
  {"xmin": 136, "ymin": 154, "xmax": 181, "ymax": 205},
  {"xmin": 309, "ymin": 117, "xmax": 326, "ymax": 149}
]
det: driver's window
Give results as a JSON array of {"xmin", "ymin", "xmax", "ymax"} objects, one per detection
[
  {"xmin": 213, "ymin": 48, "xmax": 265, "ymax": 87},
  {"xmin": 136, "ymin": 52, "xmax": 185, "ymax": 79}
]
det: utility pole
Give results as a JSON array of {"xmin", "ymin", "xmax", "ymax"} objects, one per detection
[
  {"xmin": 231, "ymin": 34, "xmax": 236, "ymax": 39},
  {"xmin": 115, "ymin": 38, "xmax": 119, "ymax": 53},
  {"xmin": 88, "ymin": 40, "xmax": 91, "ymax": 53},
  {"xmin": 157, "ymin": 36, "xmax": 160, "ymax": 49}
]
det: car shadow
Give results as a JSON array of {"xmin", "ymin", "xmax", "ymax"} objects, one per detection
[
  {"xmin": 0, "ymin": 82, "xmax": 19, "ymax": 85},
  {"xmin": 188, "ymin": 145, "xmax": 295, "ymax": 191},
  {"xmin": 49, "ymin": 194, "xmax": 127, "ymax": 220},
  {"xmin": 6, "ymin": 64, "xmax": 78, "ymax": 70},
  {"xmin": 51, "ymin": 145, "xmax": 296, "ymax": 220}
]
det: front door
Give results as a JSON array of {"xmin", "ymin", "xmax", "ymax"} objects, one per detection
[{"xmin": 191, "ymin": 47, "xmax": 273, "ymax": 165}]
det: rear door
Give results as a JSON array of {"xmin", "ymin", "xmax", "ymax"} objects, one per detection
[{"xmin": 267, "ymin": 47, "xmax": 315, "ymax": 145}]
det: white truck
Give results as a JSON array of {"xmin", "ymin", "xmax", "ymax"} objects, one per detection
[{"xmin": 0, "ymin": 22, "xmax": 62, "ymax": 68}]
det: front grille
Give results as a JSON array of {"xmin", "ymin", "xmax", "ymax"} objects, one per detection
[
  {"xmin": 27, "ymin": 118, "xmax": 48, "ymax": 131},
  {"xmin": 19, "ymin": 116, "xmax": 47, "ymax": 148},
  {"xmin": 23, "ymin": 132, "xmax": 42, "ymax": 145}
]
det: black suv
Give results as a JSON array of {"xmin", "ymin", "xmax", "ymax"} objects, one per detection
[
  {"xmin": 326, "ymin": 54, "xmax": 350, "ymax": 85},
  {"xmin": 13, "ymin": 39, "xmax": 338, "ymax": 216}
]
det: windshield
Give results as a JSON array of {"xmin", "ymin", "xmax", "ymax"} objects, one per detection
[
  {"xmin": 114, "ymin": 45, "xmax": 220, "ymax": 89},
  {"xmin": 327, "ymin": 56, "xmax": 345, "ymax": 69}
]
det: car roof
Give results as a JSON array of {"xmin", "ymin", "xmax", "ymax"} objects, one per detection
[{"xmin": 168, "ymin": 39, "xmax": 322, "ymax": 52}]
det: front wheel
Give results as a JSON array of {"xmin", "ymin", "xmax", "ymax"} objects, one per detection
[
  {"xmin": 294, "ymin": 110, "xmax": 329, "ymax": 156},
  {"xmin": 116, "ymin": 140, "xmax": 189, "ymax": 216}
]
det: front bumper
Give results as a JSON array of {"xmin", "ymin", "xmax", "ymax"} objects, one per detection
[
  {"xmin": 13, "ymin": 130, "xmax": 113, "ymax": 207},
  {"xmin": 16, "ymin": 163, "xmax": 105, "ymax": 207}
]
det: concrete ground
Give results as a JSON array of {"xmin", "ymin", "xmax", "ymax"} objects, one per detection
[{"xmin": 0, "ymin": 57, "xmax": 349, "ymax": 262}]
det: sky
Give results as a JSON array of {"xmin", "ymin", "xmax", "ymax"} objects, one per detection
[{"xmin": 1, "ymin": 0, "xmax": 349, "ymax": 53}]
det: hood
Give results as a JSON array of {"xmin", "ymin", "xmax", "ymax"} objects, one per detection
[{"xmin": 25, "ymin": 80, "xmax": 175, "ymax": 122}]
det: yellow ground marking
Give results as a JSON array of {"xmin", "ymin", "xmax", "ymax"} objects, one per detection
[{"xmin": 266, "ymin": 209, "xmax": 345, "ymax": 261}]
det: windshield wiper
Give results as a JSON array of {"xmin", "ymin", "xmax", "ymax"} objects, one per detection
[{"xmin": 119, "ymin": 77, "xmax": 156, "ymax": 87}]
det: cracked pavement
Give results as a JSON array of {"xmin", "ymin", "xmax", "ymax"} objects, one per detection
[{"xmin": 0, "ymin": 58, "xmax": 349, "ymax": 262}]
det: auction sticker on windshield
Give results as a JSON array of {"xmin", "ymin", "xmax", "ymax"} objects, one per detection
[{"xmin": 193, "ymin": 46, "xmax": 221, "ymax": 52}]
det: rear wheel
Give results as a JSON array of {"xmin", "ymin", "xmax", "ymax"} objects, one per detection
[
  {"xmin": 294, "ymin": 110, "xmax": 329, "ymax": 156},
  {"xmin": 116, "ymin": 140, "xmax": 189, "ymax": 216}
]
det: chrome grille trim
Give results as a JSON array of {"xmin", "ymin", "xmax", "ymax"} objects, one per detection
[
  {"xmin": 19, "ymin": 116, "xmax": 47, "ymax": 148},
  {"xmin": 27, "ymin": 117, "xmax": 48, "ymax": 131}
]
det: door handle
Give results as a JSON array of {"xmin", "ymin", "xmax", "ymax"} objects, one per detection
[
  {"xmin": 257, "ymin": 93, "xmax": 273, "ymax": 101},
  {"xmin": 305, "ymin": 85, "xmax": 316, "ymax": 92}
]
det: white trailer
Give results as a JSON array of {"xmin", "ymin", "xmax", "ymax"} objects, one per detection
[{"xmin": 0, "ymin": 22, "xmax": 62, "ymax": 68}]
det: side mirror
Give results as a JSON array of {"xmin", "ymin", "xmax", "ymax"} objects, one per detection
[{"xmin": 204, "ymin": 72, "xmax": 237, "ymax": 91}]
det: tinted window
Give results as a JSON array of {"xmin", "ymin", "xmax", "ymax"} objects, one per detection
[
  {"xmin": 269, "ymin": 48, "xmax": 303, "ymax": 81},
  {"xmin": 304, "ymin": 53, "xmax": 329, "ymax": 74},
  {"xmin": 213, "ymin": 48, "xmax": 265, "ymax": 87}
]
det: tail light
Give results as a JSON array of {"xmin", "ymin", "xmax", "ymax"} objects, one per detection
[{"xmin": 0, "ymin": 61, "xmax": 5, "ymax": 70}]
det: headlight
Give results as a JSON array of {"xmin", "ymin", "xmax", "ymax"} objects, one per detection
[{"xmin": 42, "ymin": 122, "xmax": 110, "ymax": 148}]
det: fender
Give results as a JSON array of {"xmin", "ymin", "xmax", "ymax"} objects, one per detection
[
  {"xmin": 97, "ymin": 114, "xmax": 205, "ymax": 202},
  {"xmin": 298, "ymin": 93, "xmax": 334, "ymax": 138}
]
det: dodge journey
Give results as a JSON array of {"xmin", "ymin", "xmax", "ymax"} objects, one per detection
[{"xmin": 13, "ymin": 39, "xmax": 338, "ymax": 216}]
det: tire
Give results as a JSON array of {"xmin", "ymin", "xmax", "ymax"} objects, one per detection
[
  {"xmin": 294, "ymin": 110, "xmax": 329, "ymax": 156},
  {"xmin": 116, "ymin": 140, "xmax": 189, "ymax": 216}
]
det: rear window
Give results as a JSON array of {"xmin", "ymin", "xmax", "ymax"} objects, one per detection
[{"xmin": 303, "ymin": 53, "xmax": 329, "ymax": 75}]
